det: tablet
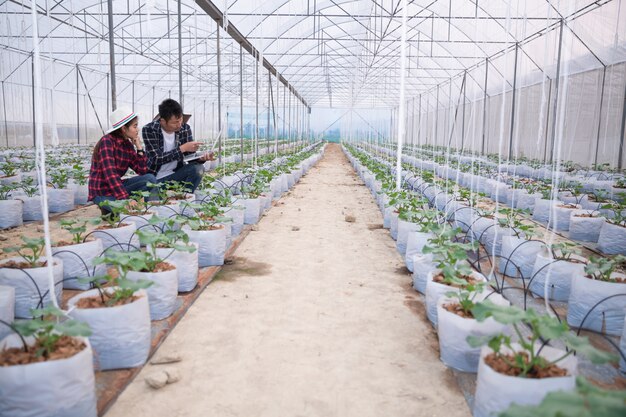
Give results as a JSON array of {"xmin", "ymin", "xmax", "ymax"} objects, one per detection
[{"xmin": 183, "ymin": 152, "xmax": 203, "ymax": 162}]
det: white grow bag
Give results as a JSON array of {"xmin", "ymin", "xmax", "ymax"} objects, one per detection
[
  {"xmin": 473, "ymin": 344, "xmax": 577, "ymax": 417},
  {"xmin": 567, "ymin": 274, "xmax": 626, "ymax": 336},
  {"xmin": 0, "ymin": 199, "xmax": 22, "ymax": 229},
  {"xmin": 52, "ymin": 239, "xmax": 107, "ymax": 290},
  {"xmin": 127, "ymin": 266, "xmax": 178, "ymax": 321},
  {"xmin": 396, "ymin": 219, "xmax": 419, "ymax": 255},
  {"xmin": 529, "ymin": 252, "xmax": 585, "ymax": 302},
  {"xmin": 437, "ymin": 292, "xmax": 510, "ymax": 372},
  {"xmin": 405, "ymin": 231, "xmax": 432, "ymax": 272},
  {"xmin": 411, "ymin": 254, "xmax": 435, "ymax": 294},
  {"xmin": 47, "ymin": 187, "xmax": 75, "ymax": 213},
  {"xmin": 17, "ymin": 196, "xmax": 43, "ymax": 221},
  {"xmin": 243, "ymin": 198, "xmax": 261, "ymax": 224},
  {"xmin": 597, "ymin": 222, "xmax": 626, "ymax": 255},
  {"xmin": 0, "ymin": 335, "xmax": 97, "ymax": 417},
  {"xmin": 68, "ymin": 288, "xmax": 151, "ymax": 370},
  {"xmin": 186, "ymin": 226, "xmax": 227, "ymax": 267},
  {"xmin": 499, "ymin": 236, "xmax": 545, "ymax": 279},
  {"xmin": 568, "ymin": 210, "xmax": 604, "ymax": 242},
  {"xmin": 0, "ymin": 285, "xmax": 14, "ymax": 341},
  {"xmin": 155, "ymin": 243, "xmax": 199, "ymax": 292},
  {"xmin": 425, "ymin": 269, "xmax": 487, "ymax": 327},
  {"xmin": 0, "ymin": 257, "xmax": 63, "ymax": 318},
  {"xmin": 91, "ymin": 222, "xmax": 139, "ymax": 252}
]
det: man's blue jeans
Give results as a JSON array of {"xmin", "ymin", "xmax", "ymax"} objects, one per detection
[{"xmin": 157, "ymin": 163, "xmax": 204, "ymax": 193}]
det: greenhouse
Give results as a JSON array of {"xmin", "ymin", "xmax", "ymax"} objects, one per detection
[{"xmin": 0, "ymin": 0, "xmax": 625, "ymax": 416}]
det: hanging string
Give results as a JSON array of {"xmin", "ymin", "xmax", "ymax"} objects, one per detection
[
  {"xmin": 31, "ymin": 0, "xmax": 58, "ymax": 309},
  {"xmin": 395, "ymin": 0, "xmax": 407, "ymax": 190}
]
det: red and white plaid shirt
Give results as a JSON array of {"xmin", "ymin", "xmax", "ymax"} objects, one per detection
[{"xmin": 88, "ymin": 133, "xmax": 148, "ymax": 200}]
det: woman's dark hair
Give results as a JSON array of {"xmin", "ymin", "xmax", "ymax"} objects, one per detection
[
  {"xmin": 91, "ymin": 116, "xmax": 138, "ymax": 163},
  {"xmin": 158, "ymin": 99, "xmax": 183, "ymax": 122}
]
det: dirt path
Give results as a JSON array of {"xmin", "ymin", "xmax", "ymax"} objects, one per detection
[{"xmin": 105, "ymin": 144, "xmax": 470, "ymax": 417}]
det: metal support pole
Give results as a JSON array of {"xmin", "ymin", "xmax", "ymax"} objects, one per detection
[
  {"xmin": 2, "ymin": 82, "xmax": 8, "ymax": 147},
  {"xmin": 288, "ymin": 91, "xmax": 291, "ymax": 151},
  {"xmin": 31, "ymin": 55, "xmax": 35, "ymax": 146},
  {"xmin": 417, "ymin": 94, "xmax": 422, "ymax": 147},
  {"xmin": 618, "ymin": 81, "xmax": 626, "ymax": 170},
  {"xmin": 177, "ymin": 0, "xmax": 183, "ymax": 106},
  {"xmin": 593, "ymin": 66, "xmax": 607, "ymax": 166},
  {"xmin": 217, "ymin": 22, "xmax": 222, "ymax": 164},
  {"xmin": 131, "ymin": 80, "xmax": 135, "ymax": 112},
  {"xmin": 508, "ymin": 43, "xmax": 519, "ymax": 160},
  {"xmin": 275, "ymin": 72, "xmax": 279, "ymax": 154},
  {"xmin": 239, "ymin": 44, "xmax": 243, "ymax": 162},
  {"xmin": 434, "ymin": 86, "xmax": 439, "ymax": 145},
  {"xmin": 106, "ymin": 73, "xmax": 110, "ymax": 117},
  {"xmin": 543, "ymin": 78, "xmax": 553, "ymax": 164},
  {"xmin": 461, "ymin": 70, "xmax": 467, "ymax": 151},
  {"xmin": 549, "ymin": 20, "xmax": 564, "ymax": 163},
  {"xmin": 106, "ymin": 0, "xmax": 117, "ymax": 111},
  {"xmin": 267, "ymin": 70, "xmax": 271, "ymax": 152},
  {"xmin": 425, "ymin": 94, "xmax": 430, "ymax": 145},
  {"xmin": 481, "ymin": 58, "xmax": 488, "ymax": 155},
  {"xmin": 282, "ymin": 84, "xmax": 286, "ymax": 149},
  {"xmin": 255, "ymin": 52, "xmax": 259, "ymax": 164},
  {"xmin": 76, "ymin": 66, "xmax": 80, "ymax": 144}
]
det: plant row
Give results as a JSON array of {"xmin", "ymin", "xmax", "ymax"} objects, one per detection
[
  {"xmin": 0, "ymin": 143, "xmax": 325, "ymax": 417},
  {"xmin": 343, "ymin": 144, "xmax": 625, "ymax": 417}
]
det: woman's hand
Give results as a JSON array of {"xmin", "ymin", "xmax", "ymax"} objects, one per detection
[{"xmin": 130, "ymin": 136, "xmax": 143, "ymax": 150}]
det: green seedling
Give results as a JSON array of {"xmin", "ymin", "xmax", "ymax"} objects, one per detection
[
  {"xmin": 584, "ymin": 255, "xmax": 626, "ymax": 282},
  {"xmin": 79, "ymin": 274, "xmax": 153, "ymax": 307},
  {"xmin": 59, "ymin": 218, "xmax": 100, "ymax": 245},
  {"xmin": 499, "ymin": 376, "xmax": 626, "ymax": 417},
  {"xmin": 10, "ymin": 305, "xmax": 91, "ymax": 357},
  {"xmin": 468, "ymin": 301, "xmax": 617, "ymax": 378},
  {"xmin": 2, "ymin": 236, "xmax": 46, "ymax": 268}
]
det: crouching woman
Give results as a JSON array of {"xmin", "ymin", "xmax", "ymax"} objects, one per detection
[{"xmin": 88, "ymin": 107, "xmax": 157, "ymax": 213}]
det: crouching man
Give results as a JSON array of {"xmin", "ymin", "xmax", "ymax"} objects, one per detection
[{"xmin": 142, "ymin": 98, "xmax": 213, "ymax": 193}]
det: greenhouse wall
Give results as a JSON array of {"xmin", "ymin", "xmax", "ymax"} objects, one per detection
[{"xmin": 407, "ymin": 61, "xmax": 625, "ymax": 167}]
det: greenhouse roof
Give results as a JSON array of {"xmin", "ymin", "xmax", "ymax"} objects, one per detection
[{"xmin": 2, "ymin": 0, "xmax": 624, "ymax": 109}]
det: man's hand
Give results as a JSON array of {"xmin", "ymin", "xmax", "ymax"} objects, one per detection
[
  {"xmin": 199, "ymin": 152, "xmax": 215, "ymax": 162},
  {"xmin": 180, "ymin": 141, "xmax": 201, "ymax": 153}
]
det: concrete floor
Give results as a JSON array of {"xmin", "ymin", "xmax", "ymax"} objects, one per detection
[{"xmin": 105, "ymin": 144, "xmax": 470, "ymax": 417}]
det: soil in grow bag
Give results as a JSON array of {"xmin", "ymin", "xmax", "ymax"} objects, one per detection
[
  {"xmin": 75, "ymin": 292, "xmax": 140, "ymax": 308},
  {"xmin": 0, "ymin": 336, "xmax": 86, "ymax": 366},
  {"xmin": 484, "ymin": 352, "xmax": 568, "ymax": 379}
]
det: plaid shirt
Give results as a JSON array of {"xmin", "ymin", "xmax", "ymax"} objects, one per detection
[
  {"xmin": 88, "ymin": 134, "xmax": 148, "ymax": 200},
  {"xmin": 142, "ymin": 120, "xmax": 195, "ymax": 176}
]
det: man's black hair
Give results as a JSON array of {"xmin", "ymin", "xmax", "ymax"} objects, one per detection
[{"xmin": 158, "ymin": 99, "xmax": 183, "ymax": 121}]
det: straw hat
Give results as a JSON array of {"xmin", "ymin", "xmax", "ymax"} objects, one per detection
[{"xmin": 105, "ymin": 107, "xmax": 137, "ymax": 134}]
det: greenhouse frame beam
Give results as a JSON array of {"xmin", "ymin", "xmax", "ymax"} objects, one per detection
[
  {"xmin": 193, "ymin": 0, "xmax": 310, "ymax": 111},
  {"xmin": 107, "ymin": 0, "xmax": 117, "ymax": 110}
]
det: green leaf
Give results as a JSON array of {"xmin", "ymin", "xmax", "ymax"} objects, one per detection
[
  {"xmin": 467, "ymin": 334, "xmax": 495, "ymax": 349},
  {"xmin": 499, "ymin": 377, "xmax": 626, "ymax": 417},
  {"xmin": 471, "ymin": 301, "xmax": 527, "ymax": 324},
  {"xmin": 561, "ymin": 333, "xmax": 619, "ymax": 365},
  {"xmin": 55, "ymin": 320, "xmax": 92, "ymax": 337}
]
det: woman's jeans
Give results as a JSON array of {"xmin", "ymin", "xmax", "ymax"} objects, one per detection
[{"xmin": 93, "ymin": 174, "xmax": 158, "ymax": 214}]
